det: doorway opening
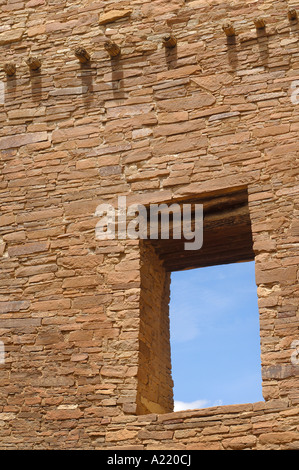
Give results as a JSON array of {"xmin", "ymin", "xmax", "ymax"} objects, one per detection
[
  {"xmin": 136, "ymin": 187, "xmax": 263, "ymax": 414},
  {"xmin": 170, "ymin": 261, "xmax": 263, "ymax": 412}
]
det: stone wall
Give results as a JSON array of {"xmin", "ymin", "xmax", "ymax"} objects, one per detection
[
  {"xmin": 0, "ymin": 0, "xmax": 298, "ymax": 450},
  {"xmin": 137, "ymin": 242, "xmax": 173, "ymax": 416},
  {"xmin": 98, "ymin": 402, "xmax": 299, "ymax": 451}
]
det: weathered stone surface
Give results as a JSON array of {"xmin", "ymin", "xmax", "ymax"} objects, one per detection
[
  {"xmin": 262, "ymin": 365, "xmax": 295, "ymax": 380},
  {"xmin": 15, "ymin": 264, "xmax": 58, "ymax": 277},
  {"xmin": 0, "ymin": 214, "xmax": 15, "ymax": 227},
  {"xmin": 0, "ymin": 318, "xmax": 40, "ymax": 328},
  {"xmin": 0, "ymin": 242, "xmax": 6, "ymax": 256},
  {"xmin": 35, "ymin": 329, "xmax": 64, "ymax": 345},
  {"xmin": 0, "ymin": 413, "xmax": 17, "ymax": 421},
  {"xmin": 52, "ymin": 126, "xmax": 99, "ymax": 143},
  {"xmin": 98, "ymin": 9, "xmax": 132, "ymax": 25},
  {"xmin": 105, "ymin": 429, "xmax": 138, "ymax": 442},
  {"xmin": 0, "ymin": 0, "xmax": 298, "ymax": 452},
  {"xmin": 0, "ymin": 301, "xmax": 30, "ymax": 314},
  {"xmin": 192, "ymin": 73, "xmax": 234, "ymax": 92},
  {"xmin": 8, "ymin": 241, "xmax": 49, "ymax": 257},
  {"xmin": 138, "ymin": 430, "xmax": 174, "ymax": 440},
  {"xmin": 0, "ymin": 132, "xmax": 49, "ymax": 150},
  {"xmin": 259, "ymin": 432, "xmax": 299, "ymax": 445},
  {"xmin": 27, "ymin": 25, "xmax": 46, "ymax": 37},
  {"xmin": 45, "ymin": 408, "xmax": 83, "ymax": 420},
  {"xmin": 0, "ymin": 28, "xmax": 23, "ymax": 45},
  {"xmin": 222, "ymin": 436, "xmax": 257, "ymax": 450},
  {"xmin": 101, "ymin": 366, "xmax": 128, "ymax": 378},
  {"xmin": 157, "ymin": 93, "xmax": 216, "ymax": 113},
  {"xmin": 38, "ymin": 376, "xmax": 75, "ymax": 387},
  {"xmin": 32, "ymin": 299, "xmax": 71, "ymax": 311},
  {"xmin": 71, "ymin": 353, "xmax": 89, "ymax": 362}
]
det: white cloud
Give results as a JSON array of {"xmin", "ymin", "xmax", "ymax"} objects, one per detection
[
  {"xmin": 174, "ymin": 399, "xmax": 223, "ymax": 412},
  {"xmin": 170, "ymin": 307, "xmax": 201, "ymax": 343},
  {"xmin": 174, "ymin": 399, "xmax": 209, "ymax": 412}
]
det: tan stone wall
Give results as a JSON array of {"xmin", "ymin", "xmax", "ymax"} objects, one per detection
[
  {"xmin": 101, "ymin": 402, "xmax": 299, "ymax": 451},
  {"xmin": 0, "ymin": 0, "xmax": 298, "ymax": 449},
  {"xmin": 137, "ymin": 241, "xmax": 173, "ymax": 416}
]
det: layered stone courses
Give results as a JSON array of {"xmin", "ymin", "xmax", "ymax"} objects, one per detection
[{"xmin": 0, "ymin": 0, "xmax": 298, "ymax": 450}]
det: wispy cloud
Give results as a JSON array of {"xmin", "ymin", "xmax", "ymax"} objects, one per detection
[
  {"xmin": 170, "ymin": 262, "xmax": 258, "ymax": 345},
  {"xmin": 174, "ymin": 399, "xmax": 223, "ymax": 412}
]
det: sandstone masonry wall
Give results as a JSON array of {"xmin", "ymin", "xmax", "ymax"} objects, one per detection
[
  {"xmin": 0, "ymin": 0, "xmax": 298, "ymax": 449},
  {"xmin": 137, "ymin": 242, "xmax": 173, "ymax": 416}
]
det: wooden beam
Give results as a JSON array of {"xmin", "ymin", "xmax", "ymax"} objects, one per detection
[
  {"xmin": 163, "ymin": 35, "xmax": 177, "ymax": 48},
  {"xmin": 75, "ymin": 47, "xmax": 90, "ymax": 64},
  {"xmin": 104, "ymin": 41, "xmax": 121, "ymax": 58},
  {"xmin": 27, "ymin": 57, "xmax": 41, "ymax": 71},
  {"xmin": 3, "ymin": 63, "xmax": 16, "ymax": 77},
  {"xmin": 140, "ymin": 189, "xmax": 254, "ymax": 272},
  {"xmin": 288, "ymin": 9, "xmax": 298, "ymax": 21},
  {"xmin": 254, "ymin": 17, "xmax": 266, "ymax": 29},
  {"xmin": 222, "ymin": 22, "xmax": 236, "ymax": 37}
]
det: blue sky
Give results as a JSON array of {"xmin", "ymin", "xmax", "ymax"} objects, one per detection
[{"xmin": 169, "ymin": 261, "xmax": 264, "ymax": 411}]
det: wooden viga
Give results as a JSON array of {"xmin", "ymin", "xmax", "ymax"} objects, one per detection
[
  {"xmin": 75, "ymin": 47, "xmax": 91, "ymax": 64},
  {"xmin": 222, "ymin": 22, "xmax": 236, "ymax": 37},
  {"xmin": 162, "ymin": 35, "xmax": 177, "ymax": 48},
  {"xmin": 27, "ymin": 57, "xmax": 41, "ymax": 71},
  {"xmin": 3, "ymin": 63, "xmax": 16, "ymax": 77},
  {"xmin": 104, "ymin": 41, "xmax": 121, "ymax": 58},
  {"xmin": 288, "ymin": 9, "xmax": 298, "ymax": 21},
  {"xmin": 254, "ymin": 17, "xmax": 266, "ymax": 29}
]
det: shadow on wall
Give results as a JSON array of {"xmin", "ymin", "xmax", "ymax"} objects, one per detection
[
  {"xmin": 227, "ymin": 35, "xmax": 239, "ymax": 71},
  {"xmin": 165, "ymin": 43, "xmax": 178, "ymax": 70},
  {"xmin": 30, "ymin": 69, "xmax": 42, "ymax": 103},
  {"xmin": 111, "ymin": 55, "xmax": 125, "ymax": 100},
  {"xmin": 79, "ymin": 61, "xmax": 95, "ymax": 108},
  {"xmin": 4, "ymin": 75, "xmax": 17, "ymax": 103}
]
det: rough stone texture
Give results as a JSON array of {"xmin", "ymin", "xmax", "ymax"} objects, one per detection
[
  {"xmin": 137, "ymin": 242, "xmax": 173, "ymax": 415},
  {"xmin": 98, "ymin": 9, "xmax": 132, "ymax": 26},
  {"xmin": 0, "ymin": 0, "xmax": 298, "ymax": 450}
]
